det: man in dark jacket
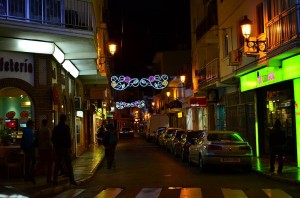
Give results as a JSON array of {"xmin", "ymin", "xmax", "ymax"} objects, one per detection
[
  {"xmin": 103, "ymin": 123, "xmax": 118, "ymax": 169},
  {"xmin": 51, "ymin": 114, "xmax": 76, "ymax": 185},
  {"xmin": 21, "ymin": 119, "xmax": 36, "ymax": 183},
  {"xmin": 269, "ymin": 119, "xmax": 286, "ymax": 173}
]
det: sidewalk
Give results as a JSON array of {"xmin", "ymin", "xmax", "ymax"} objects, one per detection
[{"xmin": 1, "ymin": 144, "xmax": 299, "ymax": 198}]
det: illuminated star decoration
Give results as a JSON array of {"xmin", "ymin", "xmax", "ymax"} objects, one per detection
[
  {"xmin": 116, "ymin": 100, "xmax": 145, "ymax": 109},
  {"xmin": 111, "ymin": 74, "xmax": 169, "ymax": 91}
]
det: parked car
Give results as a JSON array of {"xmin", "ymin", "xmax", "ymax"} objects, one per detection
[
  {"xmin": 173, "ymin": 130, "xmax": 203, "ymax": 161},
  {"xmin": 188, "ymin": 131, "xmax": 253, "ymax": 172},
  {"xmin": 165, "ymin": 129, "xmax": 185, "ymax": 153},
  {"xmin": 158, "ymin": 127, "xmax": 182, "ymax": 148},
  {"xmin": 119, "ymin": 127, "xmax": 134, "ymax": 138},
  {"xmin": 153, "ymin": 126, "xmax": 167, "ymax": 145}
]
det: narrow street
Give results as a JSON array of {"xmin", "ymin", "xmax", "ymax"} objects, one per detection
[{"xmin": 52, "ymin": 137, "xmax": 300, "ymax": 198}]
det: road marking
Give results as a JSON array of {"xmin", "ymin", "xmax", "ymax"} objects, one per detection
[
  {"xmin": 262, "ymin": 189, "xmax": 292, "ymax": 198},
  {"xmin": 222, "ymin": 188, "xmax": 247, "ymax": 198},
  {"xmin": 135, "ymin": 188, "xmax": 162, "ymax": 198},
  {"xmin": 53, "ymin": 189, "xmax": 85, "ymax": 198},
  {"xmin": 94, "ymin": 188, "xmax": 123, "ymax": 198},
  {"xmin": 180, "ymin": 188, "xmax": 202, "ymax": 198}
]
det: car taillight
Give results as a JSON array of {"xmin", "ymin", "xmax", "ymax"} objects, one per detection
[
  {"xmin": 239, "ymin": 146, "xmax": 251, "ymax": 151},
  {"xmin": 206, "ymin": 145, "xmax": 222, "ymax": 150}
]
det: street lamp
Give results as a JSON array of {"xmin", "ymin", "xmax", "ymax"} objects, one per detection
[
  {"xmin": 180, "ymin": 75, "xmax": 186, "ymax": 98},
  {"xmin": 240, "ymin": 15, "xmax": 266, "ymax": 52},
  {"xmin": 98, "ymin": 42, "xmax": 117, "ymax": 66}
]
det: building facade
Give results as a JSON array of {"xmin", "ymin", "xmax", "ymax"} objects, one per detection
[
  {"xmin": 0, "ymin": 0, "xmax": 111, "ymax": 157},
  {"xmin": 191, "ymin": 0, "xmax": 300, "ymax": 167}
]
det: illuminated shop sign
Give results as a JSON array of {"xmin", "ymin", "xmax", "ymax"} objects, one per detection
[
  {"xmin": 241, "ymin": 54, "xmax": 300, "ymax": 92},
  {"xmin": 0, "ymin": 57, "xmax": 33, "ymax": 73},
  {"xmin": 190, "ymin": 97, "xmax": 207, "ymax": 107}
]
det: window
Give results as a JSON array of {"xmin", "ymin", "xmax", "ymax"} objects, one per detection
[
  {"xmin": 256, "ymin": 3, "xmax": 264, "ymax": 34},
  {"xmin": 224, "ymin": 33, "xmax": 229, "ymax": 57}
]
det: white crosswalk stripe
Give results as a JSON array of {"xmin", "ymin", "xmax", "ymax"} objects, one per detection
[
  {"xmin": 52, "ymin": 189, "xmax": 85, "ymax": 198},
  {"xmin": 53, "ymin": 187, "xmax": 293, "ymax": 198},
  {"xmin": 262, "ymin": 189, "xmax": 293, "ymax": 198},
  {"xmin": 222, "ymin": 188, "xmax": 247, "ymax": 198},
  {"xmin": 94, "ymin": 188, "xmax": 123, "ymax": 198},
  {"xmin": 135, "ymin": 188, "xmax": 162, "ymax": 198}
]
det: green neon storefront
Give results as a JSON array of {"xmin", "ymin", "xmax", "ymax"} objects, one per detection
[{"xmin": 240, "ymin": 54, "xmax": 300, "ymax": 167}]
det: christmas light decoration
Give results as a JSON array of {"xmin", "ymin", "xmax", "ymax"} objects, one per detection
[
  {"xmin": 116, "ymin": 100, "xmax": 145, "ymax": 109},
  {"xmin": 111, "ymin": 74, "xmax": 169, "ymax": 90}
]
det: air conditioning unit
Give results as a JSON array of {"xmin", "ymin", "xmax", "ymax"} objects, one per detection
[
  {"xmin": 229, "ymin": 49, "xmax": 242, "ymax": 66},
  {"xmin": 74, "ymin": 97, "xmax": 81, "ymax": 109}
]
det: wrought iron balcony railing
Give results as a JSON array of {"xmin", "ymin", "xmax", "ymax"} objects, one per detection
[
  {"xmin": 197, "ymin": 58, "xmax": 219, "ymax": 87},
  {"xmin": 0, "ymin": 0, "xmax": 94, "ymax": 31},
  {"xmin": 266, "ymin": 4, "xmax": 298, "ymax": 52}
]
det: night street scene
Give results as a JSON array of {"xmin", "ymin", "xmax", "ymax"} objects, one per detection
[{"xmin": 0, "ymin": 0, "xmax": 300, "ymax": 198}]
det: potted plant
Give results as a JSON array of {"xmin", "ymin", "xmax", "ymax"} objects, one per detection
[{"xmin": 0, "ymin": 128, "xmax": 13, "ymax": 145}]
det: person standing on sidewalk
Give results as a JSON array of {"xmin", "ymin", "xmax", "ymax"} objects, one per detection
[
  {"xmin": 51, "ymin": 114, "xmax": 77, "ymax": 185},
  {"xmin": 269, "ymin": 119, "xmax": 286, "ymax": 173},
  {"xmin": 35, "ymin": 119, "xmax": 54, "ymax": 184},
  {"xmin": 102, "ymin": 123, "xmax": 118, "ymax": 169},
  {"xmin": 21, "ymin": 119, "xmax": 36, "ymax": 184}
]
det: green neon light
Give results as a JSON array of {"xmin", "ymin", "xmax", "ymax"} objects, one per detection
[
  {"xmin": 241, "ymin": 55, "xmax": 300, "ymax": 92},
  {"xmin": 254, "ymin": 93, "xmax": 259, "ymax": 157},
  {"xmin": 293, "ymin": 79, "xmax": 300, "ymax": 167}
]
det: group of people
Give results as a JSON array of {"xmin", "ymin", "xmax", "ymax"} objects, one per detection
[{"xmin": 21, "ymin": 114, "xmax": 76, "ymax": 185}]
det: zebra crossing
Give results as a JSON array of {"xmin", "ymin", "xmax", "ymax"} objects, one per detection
[{"xmin": 53, "ymin": 187, "xmax": 293, "ymax": 198}]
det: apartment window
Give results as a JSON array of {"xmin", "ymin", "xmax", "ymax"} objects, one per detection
[
  {"xmin": 9, "ymin": 0, "xmax": 25, "ymax": 18},
  {"xmin": 256, "ymin": 3, "xmax": 264, "ymax": 34},
  {"xmin": 0, "ymin": 0, "xmax": 7, "ymax": 15},
  {"xmin": 224, "ymin": 33, "xmax": 229, "ymax": 57},
  {"xmin": 267, "ymin": 0, "xmax": 294, "ymax": 20}
]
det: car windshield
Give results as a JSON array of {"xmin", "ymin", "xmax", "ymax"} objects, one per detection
[
  {"xmin": 186, "ymin": 132, "xmax": 200, "ymax": 143},
  {"xmin": 207, "ymin": 133, "xmax": 244, "ymax": 142}
]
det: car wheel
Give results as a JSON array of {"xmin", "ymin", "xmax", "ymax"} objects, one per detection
[{"xmin": 199, "ymin": 155, "xmax": 206, "ymax": 172}]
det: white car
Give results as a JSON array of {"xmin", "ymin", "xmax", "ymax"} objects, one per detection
[{"xmin": 188, "ymin": 131, "xmax": 253, "ymax": 172}]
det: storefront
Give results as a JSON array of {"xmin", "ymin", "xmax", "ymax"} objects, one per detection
[
  {"xmin": 0, "ymin": 51, "xmax": 85, "ymax": 158},
  {"xmin": 240, "ymin": 56, "xmax": 300, "ymax": 167}
]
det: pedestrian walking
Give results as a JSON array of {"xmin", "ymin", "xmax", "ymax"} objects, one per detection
[
  {"xmin": 103, "ymin": 123, "xmax": 118, "ymax": 169},
  {"xmin": 21, "ymin": 119, "xmax": 36, "ymax": 184},
  {"xmin": 35, "ymin": 119, "xmax": 54, "ymax": 184},
  {"xmin": 269, "ymin": 119, "xmax": 286, "ymax": 173},
  {"xmin": 51, "ymin": 114, "xmax": 77, "ymax": 185},
  {"xmin": 96, "ymin": 124, "xmax": 105, "ymax": 145}
]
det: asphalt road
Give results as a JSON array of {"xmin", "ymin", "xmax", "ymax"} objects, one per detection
[{"xmin": 53, "ymin": 137, "xmax": 300, "ymax": 198}]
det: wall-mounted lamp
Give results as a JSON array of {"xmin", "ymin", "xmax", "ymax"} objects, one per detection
[
  {"xmin": 240, "ymin": 15, "xmax": 266, "ymax": 52},
  {"xmin": 98, "ymin": 43, "xmax": 117, "ymax": 65},
  {"xmin": 180, "ymin": 75, "xmax": 186, "ymax": 83},
  {"xmin": 166, "ymin": 91, "xmax": 170, "ymax": 97}
]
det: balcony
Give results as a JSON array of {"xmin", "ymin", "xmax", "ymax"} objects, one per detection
[
  {"xmin": 266, "ymin": 4, "xmax": 300, "ymax": 60},
  {"xmin": 0, "ymin": 0, "xmax": 94, "ymax": 30},
  {"xmin": 0, "ymin": 0, "xmax": 103, "ymax": 85},
  {"xmin": 197, "ymin": 58, "xmax": 219, "ymax": 89}
]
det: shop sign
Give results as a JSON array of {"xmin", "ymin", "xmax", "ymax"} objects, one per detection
[
  {"xmin": 0, "ymin": 52, "xmax": 34, "ymax": 85},
  {"xmin": 190, "ymin": 97, "xmax": 207, "ymax": 107}
]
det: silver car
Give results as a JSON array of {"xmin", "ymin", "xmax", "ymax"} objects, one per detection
[{"xmin": 188, "ymin": 131, "xmax": 253, "ymax": 172}]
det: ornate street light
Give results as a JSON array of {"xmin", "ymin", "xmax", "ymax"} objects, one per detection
[{"xmin": 240, "ymin": 15, "xmax": 266, "ymax": 52}]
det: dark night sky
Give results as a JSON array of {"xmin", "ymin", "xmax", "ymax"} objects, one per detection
[{"xmin": 107, "ymin": 0, "xmax": 191, "ymax": 78}]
